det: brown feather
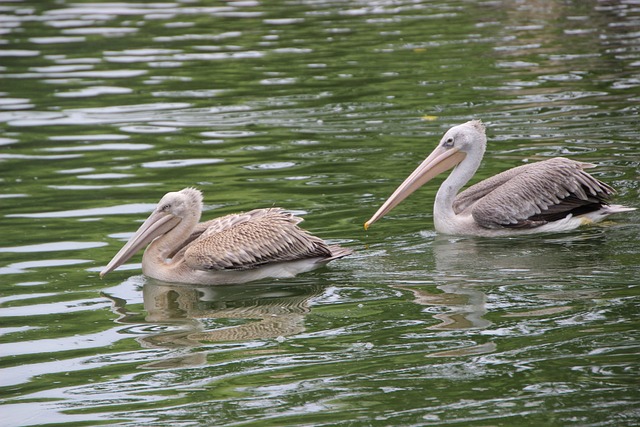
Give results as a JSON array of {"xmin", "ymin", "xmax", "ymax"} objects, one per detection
[{"xmin": 182, "ymin": 208, "xmax": 340, "ymax": 271}]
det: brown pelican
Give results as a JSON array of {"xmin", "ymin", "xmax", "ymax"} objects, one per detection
[
  {"xmin": 100, "ymin": 188, "xmax": 351, "ymax": 285},
  {"xmin": 365, "ymin": 120, "xmax": 634, "ymax": 236}
]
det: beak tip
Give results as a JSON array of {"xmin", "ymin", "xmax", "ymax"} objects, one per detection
[{"xmin": 364, "ymin": 221, "xmax": 370, "ymax": 231}]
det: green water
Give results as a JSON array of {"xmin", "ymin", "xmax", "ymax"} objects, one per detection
[{"xmin": 1, "ymin": 1, "xmax": 639, "ymax": 426}]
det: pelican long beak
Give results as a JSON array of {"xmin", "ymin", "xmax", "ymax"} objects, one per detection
[
  {"xmin": 364, "ymin": 145, "xmax": 466, "ymax": 229},
  {"xmin": 100, "ymin": 209, "xmax": 181, "ymax": 277}
]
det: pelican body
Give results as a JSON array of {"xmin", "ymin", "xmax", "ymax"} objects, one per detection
[
  {"xmin": 100, "ymin": 188, "xmax": 351, "ymax": 285},
  {"xmin": 365, "ymin": 120, "xmax": 634, "ymax": 236}
]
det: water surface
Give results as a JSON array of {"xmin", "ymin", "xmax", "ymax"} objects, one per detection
[{"xmin": 1, "ymin": 1, "xmax": 639, "ymax": 426}]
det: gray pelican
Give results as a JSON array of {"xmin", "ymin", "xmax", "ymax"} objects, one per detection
[
  {"xmin": 365, "ymin": 120, "xmax": 634, "ymax": 236},
  {"xmin": 100, "ymin": 188, "xmax": 351, "ymax": 285}
]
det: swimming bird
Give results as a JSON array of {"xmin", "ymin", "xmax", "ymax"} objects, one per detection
[
  {"xmin": 100, "ymin": 188, "xmax": 351, "ymax": 285},
  {"xmin": 364, "ymin": 120, "xmax": 634, "ymax": 236}
]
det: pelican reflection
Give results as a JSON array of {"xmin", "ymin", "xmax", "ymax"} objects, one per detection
[
  {"xmin": 399, "ymin": 232, "xmax": 611, "ymax": 331},
  {"xmin": 102, "ymin": 280, "xmax": 326, "ymax": 368},
  {"xmin": 141, "ymin": 280, "xmax": 326, "ymax": 347}
]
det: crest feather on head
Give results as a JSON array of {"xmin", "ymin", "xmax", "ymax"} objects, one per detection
[
  {"xmin": 179, "ymin": 187, "xmax": 203, "ymax": 204},
  {"xmin": 467, "ymin": 119, "xmax": 485, "ymax": 133}
]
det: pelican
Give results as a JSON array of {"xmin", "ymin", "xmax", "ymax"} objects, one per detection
[
  {"xmin": 100, "ymin": 188, "xmax": 351, "ymax": 285},
  {"xmin": 365, "ymin": 120, "xmax": 634, "ymax": 236}
]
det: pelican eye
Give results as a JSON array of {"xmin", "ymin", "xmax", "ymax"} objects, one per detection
[
  {"xmin": 161, "ymin": 204, "xmax": 171, "ymax": 212},
  {"xmin": 443, "ymin": 137, "xmax": 454, "ymax": 147}
]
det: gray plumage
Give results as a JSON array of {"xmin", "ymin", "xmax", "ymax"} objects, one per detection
[
  {"xmin": 453, "ymin": 157, "xmax": 616, "ymax": 229},
  {"xmin": 364, "ymin": 119, "xmax": 634, "ymax": 236}
]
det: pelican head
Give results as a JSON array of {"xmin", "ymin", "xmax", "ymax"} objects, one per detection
[
  {"xmin": 156, "ymin": 187, "xmax": 203, "ymax": 219},
  {"xmin": 364, "ymin": 120, "xmax": 486, "ymax": 229},
  {"xmin": 100, "ymin": 188, "xmax": 203, "ymax": 277}
]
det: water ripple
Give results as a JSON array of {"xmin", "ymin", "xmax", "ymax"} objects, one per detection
[
  {"xmin": 2, "ymin": 69, "xmax": 147, "ymax": 79},
  {"xmin": 0, "ymin": 259, "xmax": 92, "ymax": 275},
  {"xmin": 0, "ymin": 241, "xmax": 107, "ymax": 253},
  {"xmin": 28, "ymin": 36, "xmax": 86, "ymax": 44},
  {"xmin": 44, "ymin": 143, "xmax": 153, "ymax": 152},
  {"xmin": 119, "ymin": 125, "xmax": 179, "ymax": 134},
  {"xmin": 55, "ymin": 86, "xmax": 133, "ymax": 98},
  {"xmin": 244, "ymin": 161, "xmax": 298, "ymax": 170},
  {"xmin": 142, "ymin": 158, "xmax": 224, "ymax": 168},
  {"xmin": 7, "ymin": 203, "xmax": 156, "ymax": 219}
]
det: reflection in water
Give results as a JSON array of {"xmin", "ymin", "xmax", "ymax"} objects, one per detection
[
  {"xmin": 391, "ymin": 236, "xmax": 497, "ymax": 332},
  {"xmin": 397, "ymin": 229, "xmax": 616, "ymax": 332},
  {"xmin": 430, "ymin": 229, "xmax": 614, "ymax": 279},
  {"xmin": 396, "ymin": 282, "xmax": 491, "ymax": 331},
  {"xmin": 105, "ymin": 280, "xmax": 324, "ymax": 345},
  {"xmin": 143, "ymin": 280, "xmax": 324, "ymax": 344}
]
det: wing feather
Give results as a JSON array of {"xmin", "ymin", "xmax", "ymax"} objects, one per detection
[
  {"xmin": 183, "ymin": 208, "xmax": 333, "ymax": 271},
  {"xmin": 453, "ymin": 161, "xmax": 543, "ymax": 214},
  {"xmin": 462, "ymin": 157, "xmax": 615, "ymax": 229},
  {"xmin": 167, "ymin": 210, "xmax": 275, "ymax": 259}
]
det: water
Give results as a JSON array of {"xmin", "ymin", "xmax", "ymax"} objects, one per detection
[{"xmin": 1, "ymin": 0, "xmax": 639, "ymax": 425}]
